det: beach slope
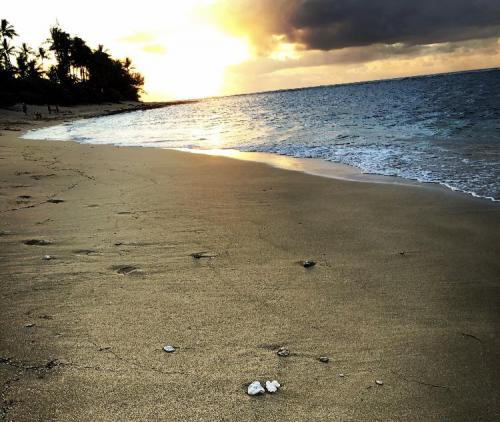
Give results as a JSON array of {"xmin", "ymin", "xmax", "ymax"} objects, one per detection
[{"xmin": 0, "ymin": 106, "xmax": 499, "ymax": 421}]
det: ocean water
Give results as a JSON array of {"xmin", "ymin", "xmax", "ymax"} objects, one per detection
[{"xmin": 24, "ymin": 69, "xmax": 500, "ymax": 201}]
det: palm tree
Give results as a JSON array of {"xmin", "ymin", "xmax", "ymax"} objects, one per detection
[
  {"xmin": 16, "ymin": 43, "xmax": 38, "ymax": 78},
  {"xmin": 49, "ymin": 26, "xmax": 71, "ymax": 82},
  {"xmin": 122, "ymin": 57, "xmax": 132, "ymax": 70},
  {"xmin": 37, "ymin": 46, "xmax": 47, "ymax": 73},
  {"xmin": 19, "ymin": 42, "xmax": 34, "ymax": 56},
  {"xmin": 38, "ymin": 46, "xmax": 46, "ymax": 60},
  {"xmin": 26, "ymin": 58, "xmax": 42, "ymax": 78},
  {"xmin": 0, "ymin": 38, "xmax": 16, "ymax": 71},
  {"xmin": 95, "ymin": 44, "xmax": 110, "ymax": 60},
  {"xmin": 0, "ymin": 19, "xmax": 144, "ymax": 104},
  {"xmin": 47, "ymin": 64, "xmax": 59, "ymax": 82},
  {"xmin": 0, "ymin": 19, "xmax": 17, "ymax": 40},
  {"xmin": 16, "ymin": 50, "xmax": 28, "ymax": 78},
  {"xmin": 70, "ymin": 36, "xmax": 91, "ymax": 81}
]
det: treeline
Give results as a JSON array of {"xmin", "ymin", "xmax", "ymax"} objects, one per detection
[{"xmin": 0, "ymin": 19, "xmax": 144, "ymax": 106}]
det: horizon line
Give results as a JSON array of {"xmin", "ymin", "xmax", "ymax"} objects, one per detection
[{"xmin": 153, "ymin": 66, "xmax": 499, "ymax": 104}]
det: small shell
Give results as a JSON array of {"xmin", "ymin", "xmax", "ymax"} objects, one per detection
[
  {"xmin": 42, "ymin": 255, "xmax": 53, "ymax": 260},
  {"xmin": 163, "ymin": 345, "xmax": 175, "ymax": 353},
  {"xmin": 338, "ymin": 373, "xmax": 345, "ymax": 378},
  {"xmin": 265, "ymin": 380, "xmax": 281, "ymax": 393},
  {"xmin": 247, "ymin": 381, "xmax": 265, "ymax": 396},
  {"xmin": 302, "ymin": 260, "xmax": 316, "ymax": 268},
  {"xmin": 375, "ymin": 380, "xmax": 384, "ymax": 386},
  {"xmin": 277, "ymin": 347, "xmax": 290, "ymax": 357},
  {"xmin": 319, "ymin": 356, "xmax": 329, "ymax": 363}
]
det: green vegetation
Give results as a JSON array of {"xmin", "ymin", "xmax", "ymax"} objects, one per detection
[{"xmin": 0, "ymin": 19, "xmax": 144, "ymax": 106}]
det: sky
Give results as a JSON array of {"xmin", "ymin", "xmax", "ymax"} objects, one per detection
[{"xmin": 3, "ymin": 0, "xmax": 500, "ymax": 100}]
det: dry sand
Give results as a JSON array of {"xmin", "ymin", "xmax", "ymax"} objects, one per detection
[{"xmin": 0, "ymin": 104, "xmax": 499, "ymax": 421}]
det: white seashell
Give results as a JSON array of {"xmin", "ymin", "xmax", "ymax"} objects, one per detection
[
  {"xmin": 42, "ymin": 255, "xmax": 53, "ymax": 260},
  {"xmin": 265, "ymin": 380, "xmax": 281, "ymax": 393},
  {"xmin": 277, "ymin": 347, "xmax": 290, "ymax": 357},
  {"xmin": 338, "ymin": 373, "xmax": 345, "ymax": 378},
  {"xmin": 247, "ymin": 381, "xmax": 265, "ymax": 396},
  {"xmin": 163, "ymin": 345, "xmax": 175, "ymax": 353},
  {"xmin": 375, "ymin": 380, "xmax": 384, "ymax": 386}
]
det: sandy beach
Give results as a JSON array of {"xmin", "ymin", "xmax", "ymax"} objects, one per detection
[{"xmin": 1, "ymin": 104, "xmax": 499, "ymax": 421}]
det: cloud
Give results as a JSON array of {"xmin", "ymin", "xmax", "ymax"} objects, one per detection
[
  {"xmin": 142, "ymin": 44, "xmax": 167, "ymax": 54},
  {"xmin": 225, "ymin": 38, "xmax": 500, "ymax": 79},
  {"xmin": 221, "ymin": 37, "xmax": 500, "ymax": 95},
  {"xmin": 119, "ymin": 32, "xmax": 156, "ymax": 44},
  {"xmin": 118, "ymin": 32, "xmax": 166, "ymax": 56},
  {"xmin": 212, "ymin": 0, "xmax": 500, "ymax": 52}
]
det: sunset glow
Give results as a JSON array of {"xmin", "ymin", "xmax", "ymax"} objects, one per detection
[
  {"xmin": 2, "ymin": 0, "xmax": 499, "ymax": 100},
  {"xmin": 143, "ymin": 26, "xmax": 250, "ymax": 100}
]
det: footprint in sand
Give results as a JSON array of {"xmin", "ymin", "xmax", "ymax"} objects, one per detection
[
  {"xmin": 23, "ymin": 239, "xmax": 52, "ymax": 246},
  {"xmin": 47, "ymin": 198, "xmax": 65, "ymax": 204},
  {"xmin": 30, "ymin": 174, "xmax": 56, "ymax": 180},
  {"xmin": 73, "ymin": 249, "xmax": 98, "ymax": 256},
  {"xmin": 113, "ymin": 265, "xmax": 140, "ymax": 275}
]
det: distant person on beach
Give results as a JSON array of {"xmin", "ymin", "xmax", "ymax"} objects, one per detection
[
  {"xmin": 55, "ymin": 104, "xmax": 59, "ymax": 113},
  {"xmin": 22, "ymin": 103, "xmax": 27, "ymax": 115},
  {"xmin": 47, "ymin": 104, "xmax": 52, "ymax": 114}
]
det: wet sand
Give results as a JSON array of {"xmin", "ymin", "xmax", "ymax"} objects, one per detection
[{"xmin": 0, "ymin": 104, "xmax": 499, "ymax": 421}]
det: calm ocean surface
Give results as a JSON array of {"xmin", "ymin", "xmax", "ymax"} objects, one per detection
[{"xmin": 24, "ymin": 69, "xmax": 500, "ymax": 201}]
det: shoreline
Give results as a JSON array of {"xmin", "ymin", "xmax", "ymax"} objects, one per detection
[
  {"xmin": 19, "ymin": 105, "xmax": 498, "ymax": 204},
  {"xmin": 1, "ymin": 100, "xmax": 197, "ymax": 129},
  {"xmin": 1, "ymin": 103, "xmax": 499, "ymax": 421},
  {"xmin": 174, "ymin": 147, "xmax": 495, "ymax": 204}
]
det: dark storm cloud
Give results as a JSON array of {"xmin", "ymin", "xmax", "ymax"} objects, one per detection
[
  {"xmin": 289, "ymin": 0, "xmax": 500, "ymax": 49},
  {"xmin": 213, "ymin": 0, "xmax": 500, "ymax": 51}
]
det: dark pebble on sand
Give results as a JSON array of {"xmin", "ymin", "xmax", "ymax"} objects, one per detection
[{"xmin": 302, "ymin": 260, "xmax": 316, "ymax": 268}]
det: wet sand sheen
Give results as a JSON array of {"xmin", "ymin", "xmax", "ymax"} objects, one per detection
[{"xmin": 0, "ymin": 105, "xmax": 499, "ymax": 421}]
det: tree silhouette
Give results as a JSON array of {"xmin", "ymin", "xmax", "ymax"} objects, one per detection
[
  {"xmin": 0, "ymin": 19, "xmax": 17, "ymax": 40},
  {"xmin": 0, "ymin": 19, "xmax": 17, "ymax": 72},
  {"xmin": 37, "ymin": 46, "xmax": 47, "ymax": 72},
  {"xmin": 70, "ymin": 36, "xmax": 91, "ymax": 81},
  {"xmin": 1, "ymin": 38, "xmax": 16, "ymax": 71},
  {"xmin": 49, "ymin": 26, "xmax": 72, "ymax": 83},
  {"xmin": 1, "ymin": 19, "xmax": 144, "ymax": 106}
]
